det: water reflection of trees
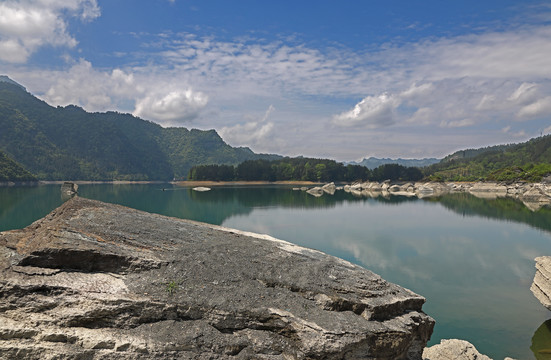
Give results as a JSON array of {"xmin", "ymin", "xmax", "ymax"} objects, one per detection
[
  {"xmin": 428, "ymin": 193, "xmax": 551, "ymax": 234},
  {"xmin": 531, "ymin": 320, "xmax": 551, "ymax": 360},
  {"xmin": 188, "ymin": 186, "xmax": 551, "ymax": 232},
  {"xmin": 187, "ymin": 185, "xmax": 418, "ymax": 208}
]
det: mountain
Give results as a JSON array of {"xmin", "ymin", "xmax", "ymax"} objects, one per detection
[
  {"xmin": 440, "ymin": 144, "xmax": 512, "ymax": 162},
  {"xmin": 0, "ymin": 150, "xmax": 36, "ymax": 182},
  {"xmin": 0, "ymin": 78, "xmax": 280, "ymax": 180},
  {"xmin": 425, "ymin": 135, "xmax": 551, "ymax": 182},
  {"xmin": 348, "ymin": 157, "xmax": 440, "ymax": 169}
]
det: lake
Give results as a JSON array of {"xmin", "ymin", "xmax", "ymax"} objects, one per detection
[{"xmin": 1, "ymin": 183, "xmax": 551, "ymax": 359}]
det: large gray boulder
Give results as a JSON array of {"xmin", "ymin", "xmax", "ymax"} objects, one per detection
[
  {"xmin": 0, "ymin": 197, "xmax": 434, "ymax": 359},
  {"xmin": 531, "ymin": 256, "xmax": 551, "ymax": 311}
]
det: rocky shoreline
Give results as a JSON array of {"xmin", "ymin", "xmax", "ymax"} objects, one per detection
[
  {"xmin": 301, "ymin": 180, "xmax": 551, "ymax": 211},
  {"xmin": 0, "ymin": 196, "xmax": 434, "ymax": 359}
]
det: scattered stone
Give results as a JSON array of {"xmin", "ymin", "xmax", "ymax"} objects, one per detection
[
  {"xmin": 469, "ymin": 182, "xmax": 507, "ymax": 199},
  {"xmin": 321, "ymin": 182, "xmax": 336, "ymax": 195},
  {"xmin": 306, "ymin": 186, "xmax": 324, "ymax": 197},
  {"xmin": 192, "ymin": 186, "xmax": 211, "ymax": 192},
  {"xmin": 423, "ymin": 339, "xmax": 492, "ymax": 360}
]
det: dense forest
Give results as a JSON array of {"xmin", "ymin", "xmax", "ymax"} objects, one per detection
[
  {"xmin": 188, "ymin": 158, "xmax": 424, "ymax": 182},
  {"xmin": 0, "ymin": 151, "xmax": 36, "ymax": 182},
  {"xmin": 425, "ymin": 135, "xmax": 551, "ymax": 182},
  {"xmin": 0, "ymin": 79, "xmax": 279, "ymax": 181}
]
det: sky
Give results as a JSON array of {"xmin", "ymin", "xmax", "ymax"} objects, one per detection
[{"xmin": 1, "ymin": 0, "xmax": 551, "ymax": 161}]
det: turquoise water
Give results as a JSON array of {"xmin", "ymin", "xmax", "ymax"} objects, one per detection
[{"xmin": 1, "ymin": 183, "xmax": 551, "ymax": 359}]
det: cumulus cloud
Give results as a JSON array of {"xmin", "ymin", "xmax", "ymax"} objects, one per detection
[
  {"xmin": 332, "ymin": 93, "xmax": 399, "ymax": 128},
  {"xmin": 43, "ymin": 59, "xmax": 136, "ymax": 111},
  {"xmin": 133, "ymin": 89, "xmax": 208, "ymax": 126},
  {"xmin": 219, "ymin": 105, "xmax": 275, "ymax": 147},
  {"xmin": 0, "ymin": 0, "xmax": 100, "ymax": 63}
]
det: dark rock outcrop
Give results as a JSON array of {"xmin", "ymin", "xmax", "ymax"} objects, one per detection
[{"xmin": 0, "ymin": 197, "xmax": 434, "ymax": 359}]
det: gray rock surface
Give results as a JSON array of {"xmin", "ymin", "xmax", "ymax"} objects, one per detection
[
  {"xmin": 423, "ymin": 339, "xmax": 491, "ymax": 360},
  {"xmin": 0, "ymin": 197, "xmax": 434, "ymax": 359},
  {"xmin": 531, "ymin": 256, "xmax": 551, "ymax": 311}
]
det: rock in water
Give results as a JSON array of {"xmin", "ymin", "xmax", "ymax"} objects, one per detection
[
  {"xmin": 0, "ymin": 197, "xmax": 434, "ymax": 359},
  {"xmin": 423, "ymin": 339, "xmax": 492, "ymax": 360},
  {"xmin": 61, "ymin": 181, "xmax": 78, "ymax": 195},
  {"xmin": 531, "ymin": 256, "xmax": 551, "ymax": 311}
]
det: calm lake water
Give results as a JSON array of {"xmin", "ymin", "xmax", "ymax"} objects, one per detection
[{"xmin": 1, "ymin": 183, "xmax": 551, "ymax": 359}]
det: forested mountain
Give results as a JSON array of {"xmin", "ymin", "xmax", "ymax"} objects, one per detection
[
  {"xmin": 440, "ymin": 144, "xmax": 513, "ymax": 162},
  {"xmin": 425, "ymin": 135, "xmax": 551, "ymax": 182},
  {"xmin": 348, "ymin": 157, "xmax": 440, "ymax": 169},
  {"xmin": 0, "ymin": 78, "xmax": 279, "ymax": 180},
  {"xmin": 0, "ymin": 150, "xmax": 36, "ymax": 182}
]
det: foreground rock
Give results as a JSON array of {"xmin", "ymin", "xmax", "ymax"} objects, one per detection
[
  {"xmin": 423, "ymin": 339, "xmax": 491, "ymax": 360},
  {"xmin": 531, "ymin": 256, "xmax": 551, "ymax": 311},
  {"xmin": 0, "ymin": 197, "xmax": 434, "ymax": 359}
]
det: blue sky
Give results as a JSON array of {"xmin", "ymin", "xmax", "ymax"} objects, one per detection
[{"xmin": 2, "ymin": 1, "xmax": 551, "ymax": 161}]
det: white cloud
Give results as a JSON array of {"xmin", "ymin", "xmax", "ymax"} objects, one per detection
[
  {"xmin": 0, "ymin": 0, "xmax": 99, "ymax": 63},
  {"xmin": 517, "ymin": 96, "xmax": 551, "ymax": 119},
  {"xmin": 509, "ymin": 82, "xmax": 539, "ymax": 104},
  {"xmin": 332, "ymin": 93, "xmax": 399, "ymax": 128},
  {"xmin": 440, "ymin": 118, "xmax": 475, "ymax": 128},
  {"xmin": 219, "ymin": 105, "xmax": 276, "ymax": 147},
  {"xmin": 43, "ymin": 59, "xmax": 137, "ymax": 111},
  {"xmin": 133, "ymin": 89, "xmax": 208, "ymax": 126}
]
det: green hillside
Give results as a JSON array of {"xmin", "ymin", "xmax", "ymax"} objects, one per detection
[
  {"xmin": 0, "ymin": 151, "xmax": 36, "ymax": 182},
  {"xmin": 425, "ymin": 135, "xmax": 551, "ymax": 182},
  {"xmin": 0, "ymin": 79, "xmax": 279, "ymax": 180}
]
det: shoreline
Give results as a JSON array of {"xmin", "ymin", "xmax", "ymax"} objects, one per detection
[
  {"xmin": 175, "ymin": 180, "xmax": 323, "ymax": 187},
  {"xmin": 1, "ymin": 180, "xmax": 324, "ymax": 187}
]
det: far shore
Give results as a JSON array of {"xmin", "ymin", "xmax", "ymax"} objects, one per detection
[
  {"xmin": 175, "ymin": 180, "xmax": 323, "ymax": 187},
  {"xmin": 1, "ymin": 180, "xmax": 324, "ymax": 187}
]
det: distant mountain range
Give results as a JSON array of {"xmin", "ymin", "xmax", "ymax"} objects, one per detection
[
  {"xmin": 0, "ymin": 77, "xmax": 280, "ymax": 181},
  {"xmin": 347, "ymin": 157, "xmax": 440, "ymax": 170}
]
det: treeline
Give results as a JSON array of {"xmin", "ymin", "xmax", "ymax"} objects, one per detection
[{"xmin": 188, "ymin": 158, "xmax": 424, "ymax": 182}]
